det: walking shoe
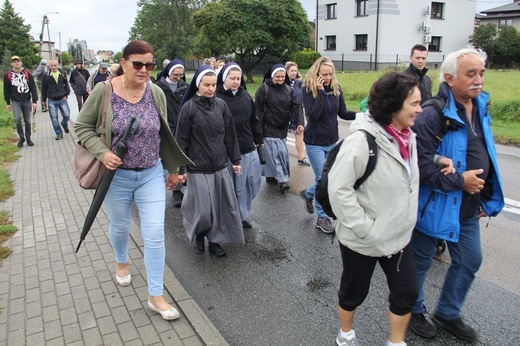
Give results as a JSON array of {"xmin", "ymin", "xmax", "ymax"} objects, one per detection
[
  {"xmin": 265, "ymin": 177, "xmax": 278, "ymax": 185},
  {"xmin": 316, "ymin": 217, "xmax": 335, "ymax": 234},
  {"xmin": 297, "ymin": 158, "xmax": 311, "ymax": 166},
  {"xmin": 17, "ymin": 138, "xmax": 25, "ymax": 147},
  {"xmin": 409, "ymin": 313, "xmax": 437, "ymax": 338},
  {"xmin": 432, "ymin": 314, "xmax": 477, "ymax": 342},
  {"xmin": 279, "ymin": 182, "xmax": 290, "ymax": 192},
  {"xmin": 336, "ymin": 329, "xmax": 359, "ymax": 346},
  {"xmin": 27, "ymin": 139, "xmax": 34, "ymax": 146},
  {"xmin": 300, "ymin": 189, "xmax": 315, "ymax": 214},
  {"xmin": 63, "ymin": 126, "xmax": 70, "ymax": 134},
  {"xmin": 55, "ymin": 133, "xmax": 63, "ymax": 140},
  {"xmin": 208, "ymin": 242, "xmax": 227, "ymax": 257},
  {"xmin": 242, "ymin": 219, "xmax": 252, "ymax": 228},
  {"xmin": 195, "ymin": 235, "xmax": 205, "ymax": 255},
  {"xmin": 172, "ymin": 191, "xmax": 183, "ymax": 208}
]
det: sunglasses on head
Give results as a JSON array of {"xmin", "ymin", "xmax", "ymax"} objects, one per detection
[{"xmin": 128, "ymin": 60, "xmax": 156, "ymax": 71}]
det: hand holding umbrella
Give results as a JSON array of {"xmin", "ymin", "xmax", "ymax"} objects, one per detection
[{"xmin": 76, "ymin": 116, "xmax": 141, "ymax": 253}]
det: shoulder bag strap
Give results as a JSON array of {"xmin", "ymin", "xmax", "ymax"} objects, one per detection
[{"xmin": 100, "ymin": 81, "xmax": 113, "ymax": 145}]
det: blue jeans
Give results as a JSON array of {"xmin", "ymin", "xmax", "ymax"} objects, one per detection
[
  {"xmin": 48, "ymin": 98, "xmax": 70, "ymax": 134},
  {"xmin": 11, "ymin": 100, "xmax": 32, "ymax": 140},
  {"xmin": 412, "ymin": 213, "xmax": 482, "ymax": 319},
  {"xmin": 104, "ymin": 161, "xmax": 166, "ymax": 296},
  {"xmin": 304, "ymin": 143, "xmax": 336, "ymax": 219}
]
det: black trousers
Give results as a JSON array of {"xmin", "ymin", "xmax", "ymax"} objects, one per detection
[
  {"xmin": 75, "ymin": 93, "xmax": 89, "ymax": 111},
  {"xmin": 338, "ymin": 242, "xmax": 418, "ymax": 316}
]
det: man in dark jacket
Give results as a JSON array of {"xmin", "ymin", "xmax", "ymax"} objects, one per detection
[
  {"xmin": 69, "ymin": 59, "xmax": 90, "ymax": 111},
  {"xmin": 3, "ymin": 55, "xmax": 38, "ymax": 147},
  {"xmin": 403, "ymin": 44, "xmax": 432, "ymax": 104},
  {"xmin": 155, "ymin": 59, "xmax": 189, "ymax": 207},
  {"xmin": 42, "ymin": 60, "xmax": 71, "ymax": 140}
]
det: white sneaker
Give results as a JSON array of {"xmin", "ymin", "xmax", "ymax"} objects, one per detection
[{"xmin": 336, "ymin": 329, "xmax": 359, "ymax": 346}]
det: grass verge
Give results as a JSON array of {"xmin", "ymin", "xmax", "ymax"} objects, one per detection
[{"xmin": 0, "ymin": 108, "xmax": 19, "ymax": 262}]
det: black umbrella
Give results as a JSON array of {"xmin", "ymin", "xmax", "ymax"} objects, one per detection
[{"xmin": 76, "ymin": 116, "xmax": 141, "ymax": 253}]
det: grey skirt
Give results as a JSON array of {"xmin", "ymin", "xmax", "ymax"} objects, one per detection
[
  {"xmin": 262, "ymin": 137, "xmax": 290, "ymax": 182},
  {"xmin": 181, "ymin": 168, "xmax": 245, "ymax": 244}
]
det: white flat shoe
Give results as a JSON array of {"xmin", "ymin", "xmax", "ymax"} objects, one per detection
[
  {"xmin": 115, "ymin": 272, "xmax": 131, "ymax": 287},
  {"xmin": 147, "ymin": 298, "xmax": 180, "ymax": 320}
]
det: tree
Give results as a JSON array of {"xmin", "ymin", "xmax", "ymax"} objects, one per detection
[
  {"xmin": 113, "ymin": 51, "xmax": 122, "ymax": 63},
  {"xmin": 61, "ymin": 51, "xmax": 72, "ymax": 66},
  {"xmin": 0, "ymin": 0, "xmax": 39, "ymax": 69},
  {"xmin": 129, "ymin": 0, "xmax": 207, "ymax": 63},
  {"xmin": 192, "ymin": 0, "xmax": 311, "ymax": 82},
  {"xmin": 472, "ymin": 24, "xmax": 498, "ymax": 65},
  {"xmin": 495, "ymin": 26, "xmax": 520, "ymax": 66}
]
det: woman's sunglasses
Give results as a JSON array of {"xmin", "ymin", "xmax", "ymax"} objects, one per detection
[{"xmin": 128, "ymin": 60, "xmax": 156, "ymax": 71}]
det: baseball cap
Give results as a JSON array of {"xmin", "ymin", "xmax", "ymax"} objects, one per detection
[
  {"xmin": 40, "ymin": 59, "xmax": 48, "ymax": 65},
  {"xmin": 100, "ymin": 62, "xmax": 109, "ymax": 69},
  {"xmin": 11, "ymin": 56, "xmax": 20, "ymax": 61}
]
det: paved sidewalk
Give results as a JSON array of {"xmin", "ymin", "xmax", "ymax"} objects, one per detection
[{"xmin": 0, "ymin": 107, "xmax": 228, "ymax": 345}]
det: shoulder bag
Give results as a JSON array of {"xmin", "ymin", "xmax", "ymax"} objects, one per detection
[{"xmin": 71, "ymin": 81, "xmax": 112, "ymax": 189}]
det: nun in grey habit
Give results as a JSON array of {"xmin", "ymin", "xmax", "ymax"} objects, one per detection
[{"xmin": 175, "ymin": 65, "xmax": 244, "ymax": 257}]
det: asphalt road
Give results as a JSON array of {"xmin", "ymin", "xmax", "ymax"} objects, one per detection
[{"xmin": 155, "ymin": 133, "xmax": 520, "ymax": 346}]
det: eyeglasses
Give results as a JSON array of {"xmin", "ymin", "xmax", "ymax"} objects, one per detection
[{"xmin": 128, "ymin": 60, "xmax": 156, "ymax": 71}]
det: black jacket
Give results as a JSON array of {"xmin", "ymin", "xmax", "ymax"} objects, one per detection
[
  {"xmin": 175, "ymin": 95, "xmax": 240, "ymax": 174},
  {"xmin": 69, "ymin": 68, "xmax": 90, "ymax": 95},
  {"xmin": 403, "ymin": 63, "xmax": 432, "ymax": 104},
  {"xmin": 216, "ymin": 85, "xmax": 263, "ymax": 154},
  {"xmin": 41, "ymin": 71, "xmax": 70, "ymax": 101},
  {"xmin": 254, "ymin": 79, "xmax": 303, "ymax": 139},
  {"xmin": 3, "ymin": 69, "xmax": 38, "ymax": 104},
  {"xmin": 155, "ymin": 77, "xmax": 188, "ymax": 133},
  {"xmin": 302, "ymin": 85, "xmax": 356, "ymax": 146}
]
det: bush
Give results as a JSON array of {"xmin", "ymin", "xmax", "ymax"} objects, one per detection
[
  {"xmin": 489, "ymin": 100, "xmax": 520, "ymax": 123},
  {"xmin": 291, "ymin": 49, "xmax": 321, "ymax": 69}
]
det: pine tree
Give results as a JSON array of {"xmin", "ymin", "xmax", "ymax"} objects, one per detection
[{"xmin": 0, "ymin": 0, "xmax": 39, "ymax": 70}]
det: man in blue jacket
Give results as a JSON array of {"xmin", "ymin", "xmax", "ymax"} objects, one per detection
[{"xmin": 408, "ymin": 48, "xmax": 504, "ymax": 342}]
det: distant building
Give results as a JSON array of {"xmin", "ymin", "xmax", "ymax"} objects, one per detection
[
  {"xmin": 97, "ymin": 50, "xmax": 114, "ymax": 61},
  {"xmin": 476, "ymin": 0, "xmax": 520, "ymax": 31},
  {"xmin": 33, "ymin": 39, "xmax": 58, "ymax": 62},
  {"xmin": 315, "ymin": 0, "xmax": 477, "ymax": 70},
  {"xmin": 67, "ymin": 39, "xmax": 88, "ymax": 63}
]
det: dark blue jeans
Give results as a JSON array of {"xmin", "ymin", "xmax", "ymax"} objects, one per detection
[
  {"xmin": 48, "ymin": 98, "xmax": 70, "ymax": 135},
  {"xmin": 412, "ymin": 213, "xmax": 482, "ymax": 319}
]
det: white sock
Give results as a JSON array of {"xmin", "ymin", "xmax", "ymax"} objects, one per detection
[
  {"xmin": 386, "ymin": 340, "xmax": 407, "ymax": 346},
  {"xmin": 340, "ymin": 329, "xmax": 356, "ymax": 340}
]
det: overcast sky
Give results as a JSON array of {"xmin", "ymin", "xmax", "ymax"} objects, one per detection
[{"xmin": 10, "ymin": 0, "xmax": 510, "ymax": 55}]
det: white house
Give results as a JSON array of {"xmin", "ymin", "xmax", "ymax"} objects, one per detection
[{"xmin": 315, "ymin": 0, "xmax": 477, "ymax": 70}]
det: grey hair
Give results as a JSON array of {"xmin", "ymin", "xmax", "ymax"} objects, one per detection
[{"xmin": 440, "ymin": 47, "xmax": 487, "ymax": 83}]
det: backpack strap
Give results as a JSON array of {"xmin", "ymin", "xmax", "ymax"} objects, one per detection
[
  {"xmin": 353, "ymin": 129, "xmax": 378, "ymax": 190},
  {"xmin": 421, "ymin": 97, "xmax": 451, "ymax": 142}
]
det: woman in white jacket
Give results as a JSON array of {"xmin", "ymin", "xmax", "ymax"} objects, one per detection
[{"xmin": 329, "ymin": 72, "xmax": 422, "ymax": 346}]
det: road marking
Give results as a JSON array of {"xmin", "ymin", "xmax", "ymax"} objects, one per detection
[{"xmin": 504, "ymin": 198, "xmax": 520, "ymax": 216}]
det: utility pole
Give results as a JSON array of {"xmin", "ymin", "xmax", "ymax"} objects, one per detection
[{"xmin": 38, "ymin": 12, "xmax": 59, "ymax": 61}]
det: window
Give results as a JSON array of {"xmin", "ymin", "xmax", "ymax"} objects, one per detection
[
  {"xmin": 355, "ymin": 34, "xmax": 368, "ymax": 51},
  {"xmin": 498, "ymin": 19, "xmax": 513, "ymax": 28},
  {"xmin": 357, "ymin": 0, "xmax": 368, "ymax": 17},
  {"xmin": 326, "ymin": 36, "xmax": 337, "ymax": 50},
  {"xmin": 428, "ymin": 36, "xmax": 442, "ymax": 51},
  {"xmin": 327, "ymin": 3, "xmax": 337, "ymax": 19},
  {"xmin": 431, "ymin": 2, "xmax": 444, "ymax": 19}
]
